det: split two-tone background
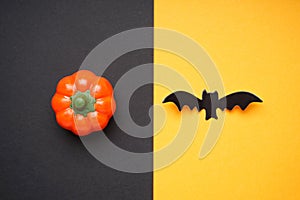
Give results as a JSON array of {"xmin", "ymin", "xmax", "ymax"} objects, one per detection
[{"xmin": 1, "ymin": 0, "xmax": 300, "ymax": 199}]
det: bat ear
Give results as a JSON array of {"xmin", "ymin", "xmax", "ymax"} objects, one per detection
[
  {"xmin": 203, "ymin": 90, "xmax": 208, "ymax": 95},
  {"xmin": 213, "ymin": 91, "xmax": 219, "ymax": 98}
]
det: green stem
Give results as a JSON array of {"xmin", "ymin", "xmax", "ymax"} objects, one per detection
[{"xmin": 70, "ymin": 90, "xmax": 96, "ymax": 116}]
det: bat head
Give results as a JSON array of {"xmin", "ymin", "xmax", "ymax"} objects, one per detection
[{"xmin": 202, "ymin": 90, "xmax": 219, "ymax": 102}]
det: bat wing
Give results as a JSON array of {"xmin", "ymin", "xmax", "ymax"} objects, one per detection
[
  {"xmin": 163, "ymin": 91, "xmax": 203, "ymax": 111},
  {"xmin": 219, "ymin": 92, "xmax": 263, "ymax": 111}
]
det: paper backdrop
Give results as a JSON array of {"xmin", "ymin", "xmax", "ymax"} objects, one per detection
[{"xmin": 154, "ymin": 0, "xmax": 300, "ymax": 199}]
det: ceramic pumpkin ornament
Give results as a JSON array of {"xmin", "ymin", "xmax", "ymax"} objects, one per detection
[{"xmin": 51, "ymin": 70, "xmax": 116, "ymax": 136}]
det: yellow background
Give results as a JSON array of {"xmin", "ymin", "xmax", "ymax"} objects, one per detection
[{"xmin": 154, "ymin": 0, "xmax": 300, "ymax": 199}]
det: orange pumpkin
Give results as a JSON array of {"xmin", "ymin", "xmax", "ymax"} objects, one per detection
[{"xmin": 51, "ymin": 70, "xmax": 116, "ymax": 136}]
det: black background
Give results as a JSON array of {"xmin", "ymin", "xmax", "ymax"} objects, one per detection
[{"xmin": 0, "ymin": 0, "xmax": 153, "ymax": 199}]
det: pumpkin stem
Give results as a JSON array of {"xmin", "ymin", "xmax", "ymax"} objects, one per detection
[{"xmin": 70, "ymin": 90, "xmax": 96, "ymax": 116}]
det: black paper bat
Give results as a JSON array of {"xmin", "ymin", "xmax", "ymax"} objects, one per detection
[{"xmin": 163, "ymin": 90, "xmax": 262, "ymax": 120}]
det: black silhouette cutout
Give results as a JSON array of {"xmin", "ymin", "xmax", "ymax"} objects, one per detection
[{"xmin": 163, "ymin": 90, "xmax": 263, "ymax": 120}]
